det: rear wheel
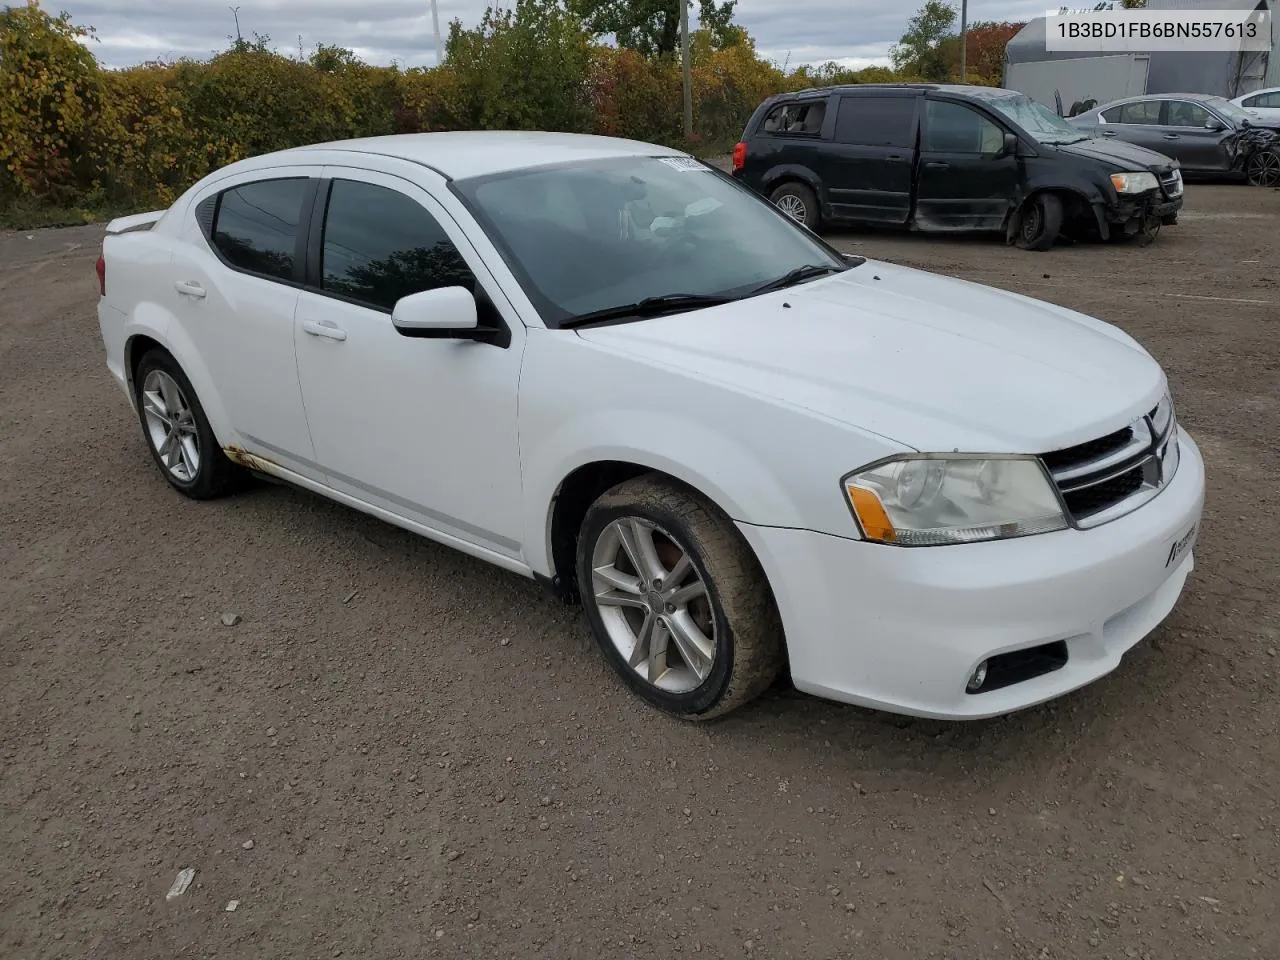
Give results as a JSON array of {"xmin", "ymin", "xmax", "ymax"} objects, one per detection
[
  {"xmin": 576, "ymin": 475, "xmax": 784, "ymax": 720},
  {"xmin": 133, "ymin": 349, "xmax": 239, "ymax": 499},
  {"xmin": 1015, "ymin": 192, "xmax": 1063, "ymax": 251},
  {"xmin": 769, "ymin": 182, "xmax": 820, "ymax": 231}
]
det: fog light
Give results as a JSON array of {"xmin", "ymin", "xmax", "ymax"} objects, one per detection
[{"xmin": 966, "ymin": 660, "xmax": 989, "ymax": 693}]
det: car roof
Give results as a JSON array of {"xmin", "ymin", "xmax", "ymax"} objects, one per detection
[
  {"xmin": 783, "ymin": 82, "xmax": 1021, "ymax": 100},
  {"xmin": 1235, "ymin": 86, "xmax": 1280, "ymax": 98},
  {"xmin": 1097, "ymin": 92, "xmax": 1224, "ymax": 107},
  {"xmin": 251, "ymin": 131, "xmax": 686, "ymax": 180}
]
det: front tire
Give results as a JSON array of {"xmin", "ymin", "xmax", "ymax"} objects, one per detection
[
  {"xmin": 769, "ymin": 182, "xmax": 820, "ymax": 231},
  {"xmin": 1015, "ymin": 192, "xmax": 1063, "ymax": 251},
  {"xmin": 576, "ymin": 475, "xmax": 784, "ymax": 720},
  {"xmin": 133, "ymin": 349, "xmax": 239, "ymax": 500},
  {"xmin": 1245, "ymin": 148, "xmax": 1280, "ymax": 187}
]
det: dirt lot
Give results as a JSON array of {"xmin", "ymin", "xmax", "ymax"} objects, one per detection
[{"xmin": 2, "ymin": 185, "xmax": 1278, "ymax": 960}]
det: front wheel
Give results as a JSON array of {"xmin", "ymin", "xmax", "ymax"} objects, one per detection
[
  {"xmin": 576, "ymin": 475, "xmax": 784, "ymax": 720},
  {"xmin": 1015, "ymin": 192, "xmax": 1063, "ymax": 251},
  {"xmin": 1246, "ymin": 148, "xmax": 1280, "ymax": 187}
]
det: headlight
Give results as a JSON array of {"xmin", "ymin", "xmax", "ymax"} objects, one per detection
[
  {"xmin": 1110, "ymin": 171, "xmax": 1159, "ymax": 194},
  {"xmin": 842, "ymin": 456, "xmax": 1067, "ymax": 546}
]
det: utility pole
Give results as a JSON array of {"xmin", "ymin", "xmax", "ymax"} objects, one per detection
[
  {"xmin": 431, "ymin": 0, "xmax": 442, "ymax": 65},
  {"xmin": 680, "ymin": 0, "xmax": 692, "ymax": 139},
  {"xmin": 229, "ymin": 5, "xmax": 242, "ymax": 43},
  {"xmin": 959, "ymin": 0, "xmax": 968, "ymax": 82}
]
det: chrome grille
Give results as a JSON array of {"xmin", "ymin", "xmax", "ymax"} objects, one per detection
[
  {"xmin": 1161, "ymin": 170, "xmax": 1184, "ymax": 198},
  {"xmin": 1040, "ymin": 394, "xmax": 1179, "ymax": 528}
]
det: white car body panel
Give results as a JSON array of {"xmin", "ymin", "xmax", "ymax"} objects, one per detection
[
  {"xmin": 1231, "ymin": 87, "xmax": 1280, "ymax": 126},
  {"xmin": 96, "ymin": 131, "xmax": 1205, "ymax": 720}
]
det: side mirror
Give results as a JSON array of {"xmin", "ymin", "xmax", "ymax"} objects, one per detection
[
  {"xmin": 392, "ymin": 286, "xmax": 480, "ymax": 339},
  {"xmin": 1204, "ymin": 118, "xmax": 1224, "ymax": 131},
  {"xmin": 1001, "ymin": 132, "xmax": 1020, "ymax": 157}
]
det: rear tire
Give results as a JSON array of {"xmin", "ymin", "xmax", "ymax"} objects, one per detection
[
  {"xmin": 576, "ymin": 475, "xmax": 784, "ymax": 720},
  {"xmin": 769, "ymin": 182, "xmax": 820, "ymax": 231},
  {"xmin": 133, "ymin": 349, "xmax": 239, "ymax": 500},
  {"xmin": 1014, "ymin": 192, "xmax": 1063, "ymax": 251}
]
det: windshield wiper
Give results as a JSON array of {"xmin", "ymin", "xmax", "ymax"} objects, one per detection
[
  {"xmin": 748, "ymin": 263, "xmax": 845, "ymax": 296},
  {"xmin": 560, "ymin": 293, "xmax": 736, "ymax": 329}
]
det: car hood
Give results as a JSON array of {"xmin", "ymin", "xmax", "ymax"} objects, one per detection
[
  {"xmin": 1054, "ymin": 137, "xmax": 1177, "ymax": 171},
  {"xmin": 575, "ymin": 262, "xmax": 1166, "ymax": 455}
]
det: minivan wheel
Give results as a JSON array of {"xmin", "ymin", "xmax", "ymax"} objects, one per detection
[
  {"xmin": 133, "ymin": 349, "xmax": 239, "ymax": 499},
  {"xmin": 770, "ymin": 182, "xmax": 820, "ymax": 230},
  {"xmin": 1015, "ymin": 192, "xmax": 1063, "ymax": 251},
  {"xmin": 576, "ymin": 475, "xmax": 784, "ymax": 720}
]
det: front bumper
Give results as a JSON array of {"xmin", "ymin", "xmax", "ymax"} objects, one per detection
[
  {"xmin": 737, "ymin": 431, "xmax": 1205, "ymax": 720},
  {"xmin": 1107, "ymin": 190, "xmax": 1182, "ymax": 224}
]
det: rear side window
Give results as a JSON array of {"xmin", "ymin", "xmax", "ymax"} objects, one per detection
[
  {"xmin": 834, "ymin": 96, "xmax": 916, "ymax": 148},
  {"xmin": 320, "ymin": 178, "xmax": 476, "ymax": 312},
  {"xmin": 211, "ymin": 178, "xmax": 311, "ymax": 281},
  {"xmin": 922, "ymin": 100, "xmax": 1005, "ymax": 154},
  {"xmin": 759, "ymin": 100, "xmax": 827, "ymax": 136},
  {"xmin": 1105, "ymin": 100, "xmax": 1160, "ymax": 125},
  {"xmin": 1244, "ymin": 91, "xmax": 1280, "ymax": 108}
]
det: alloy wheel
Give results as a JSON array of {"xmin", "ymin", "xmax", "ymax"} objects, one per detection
[
  {"xmin": 1247, "ymin": 149, "xmax": 1280, "ymax": 187},
  {"xmin": 589, "ymin": 517, "xmax": 716, "ymax": 694},
  {"xmin": 776, "ymin": 194, "xmax": 808, "ymax": 223},
  {"xmin": 141, "ymin": 369, "xmax": 201, "ymax": 482}
]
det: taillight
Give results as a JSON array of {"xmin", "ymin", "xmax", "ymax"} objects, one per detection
[
  {"xmin": 732, "ymin": 141, "xmax": 747, "ymax": 172},
  {"xmin": 95, "ymin": 255, "xmax": 105, "ymax": 296}
]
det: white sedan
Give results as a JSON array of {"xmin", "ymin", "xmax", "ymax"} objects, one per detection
[
  {"xmin": 96, "ymin": 132, "xmax": 1205, "ymax": 720},
  {"xmin": 1231, "ymin": 86, "xmax": 1280, "ymax": 128}
]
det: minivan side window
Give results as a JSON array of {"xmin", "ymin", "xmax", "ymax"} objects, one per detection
[
  {"xmin": 320, "ymin": 178, "xmax": 476, "ymax": 312},
  {"xmin": 760, "ymin": 100, "xmax": 827, "ymax": 136},
  {"xmin": 834, "ymin": 96, "xmax": 916, "ymax": 148},
  {"xmin": 922, "ymin": 100, "xmax": 1005, "ymax": 154},
  {"xmin": 211, "ymin": 178, "xmax": 311, "ymax": 282}
]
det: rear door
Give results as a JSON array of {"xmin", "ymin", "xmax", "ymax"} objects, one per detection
[
  {"xmin": 823, "ymin": 95, "xmax": 918, "ymax": 224},
  {"xmin": 1098, "ymin": 99, "xmax": 1166, "ymax": 154},
  {"xmin": 915, "ymin": 98, "xmax": 1019, "ymax": 231},
  {"xmin": 1159, "ymin": 100, "xmax": 1233, "ymax": 172}
]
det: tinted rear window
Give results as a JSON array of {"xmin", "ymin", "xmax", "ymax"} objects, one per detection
[
  {"xmin": 834, "ymin": 96, "xmax": 917, "ymax": 148},
  {"xmin": 212, "ymin": 178, "xmax": 310, "ymax": 281}
]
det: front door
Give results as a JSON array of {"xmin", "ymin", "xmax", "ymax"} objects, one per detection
[
  {"xmin": 293, "ymin": 169, "xmax": 527, "ymax": 561},
  {"xmin": 823, "ymin": 94, "xmax": 918, "ymax": 224},
  {"xmin": 915, "ymin": 99, "xmax": 1019, "ymax": 231},
  {"xmin": 1159, "ymin": 100, "xmax": 1234, "ymax": 172}
]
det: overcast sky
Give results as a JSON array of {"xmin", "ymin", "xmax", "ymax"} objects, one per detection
[{"xmin": 60, "ymin": 0, "xmax": 1048, "ymax": 71}]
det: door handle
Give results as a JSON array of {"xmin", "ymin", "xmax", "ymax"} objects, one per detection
[
  {"xmin": 1102, "ymin": 130, "xmax": 1117, "ymax": 137},
  {"xmin": 174, "ymin": 280, "xmax": 206, "ymax": 299},
  {"xmin": 887, "ymin": 154, "xmax": 905, "ymax": 161},
  {"xmin": 924, "ymin": 161, "xmax": 949, "ymax": 169},
  {"xmin": 1163, "ymin": 134, "xmax": 1180, "ymax": 140},
  {"xmin": 301, "ymin": 319, "xmax": 347, "ymax": 342}
]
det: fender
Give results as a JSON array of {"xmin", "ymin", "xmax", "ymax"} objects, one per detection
[
  {"xmin": 123, "ymin": 308, "xmax": 235, "ymax": 446},
  {"xmin": 522, "ymin": 410, "xmax": 822, "ymax": 579},
  {"xmin": 1005, "ymin": 178, "xmax": 1108, "ymax": 243},
  {"xmin": 759, "ymin": 163, "xmax": 826, "ymax": 202}
]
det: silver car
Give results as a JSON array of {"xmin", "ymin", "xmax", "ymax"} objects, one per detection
[
  {"xmin": 1230, "ymin": 87, "xmax": 1280, "ymax": 129},
  {"xmin": 1068, "ymin": 93, "xmax": 1261, "ymax": 177}
]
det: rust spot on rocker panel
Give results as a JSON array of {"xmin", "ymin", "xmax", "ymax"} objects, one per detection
[{"xmin": 223, "ymin": 445, "xmax": 277, "ymax": 473}]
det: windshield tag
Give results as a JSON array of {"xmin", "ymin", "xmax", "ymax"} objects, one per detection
[{"xmin": 657, "ymin": 156, "xmax": 708, "ymax": 172}]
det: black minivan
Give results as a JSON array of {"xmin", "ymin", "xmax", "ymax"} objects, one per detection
[{"xmin": 731, "ymin": 83, "xmax": 1185, "ymax": 250}]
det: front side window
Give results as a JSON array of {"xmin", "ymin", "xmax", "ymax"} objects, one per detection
[
  {"xmin": 211, "ymin": 178, "xmax": 311, "ymax": 281},
  {"xmin": 1165, "ymin": 101, "xmax": 1211, "ymax": 128},
  {"xmin": 834, "ymin": 96, "xmax": 916, "ymax": 147},
  {"xmin": 453, "ymin": 156, "xmax": 847, "ymax": 325},
  {"xmin": 320, "ymin": 179, "xmax": 475, "ymax": 311},
  {"xmin": 923, "ymin": 100, "xmax": 1006, "ymax": 154}
]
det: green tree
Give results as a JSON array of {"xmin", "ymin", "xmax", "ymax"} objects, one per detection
[
  {"xmin": 569, "ymin": 0, "xmax": 740, "ymax": 57},
  {"xmin": 890, "ymin": 0, "xmax": 956, "ymax": 82}
]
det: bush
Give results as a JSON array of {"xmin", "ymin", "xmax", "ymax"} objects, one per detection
[{"xmin": 0, "ymin": 0, "xmax": 920, "ymax": 225}]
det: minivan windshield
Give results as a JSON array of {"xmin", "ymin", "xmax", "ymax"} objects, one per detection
[
  {"xmin": 972, "ymin": 91, "xmax": 1087, "ymax": 144},
  {"xmin": 452, "ymin": 156, "xmax": 850, "ymax": 327}
]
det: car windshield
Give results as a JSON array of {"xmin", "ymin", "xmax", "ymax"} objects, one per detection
[
  {"xmin": 973, "ymin": 92, "xmax": 1087, "ymax": 144},
  {"xmin": 451, "ymin": 156, "xmax": 849, "ymax": 326},
  {"xmin": 1209, "ymin": 97, "xmax": 1253, "ymax": 126}
]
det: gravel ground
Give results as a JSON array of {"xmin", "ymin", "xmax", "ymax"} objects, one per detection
[{"xmin": 2, "ymin": 185, "xmax": 1278, "ymax": 960}]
